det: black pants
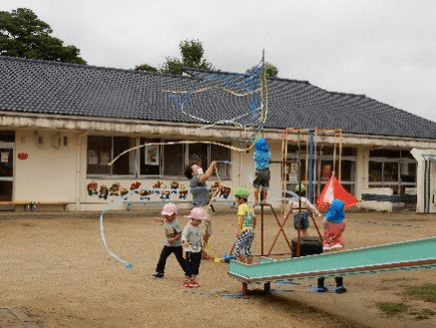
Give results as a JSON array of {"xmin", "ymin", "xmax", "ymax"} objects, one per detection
[
  {"xmin": 155, "ymin": 245, "xmax": 186, "ymax": 275},
  {"xmin": 185, "ymin": 251, "xmax": 202, "ymax": 277}
]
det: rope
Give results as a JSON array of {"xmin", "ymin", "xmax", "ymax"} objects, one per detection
[
  {"xmin": 99, "ymin": 192, "xmax": 135, "ymax": 268},
  {"xmin": 203, "ymin": 241, "xmax": 223, "ymax": 263},
  {"xmin": 167, "ymin": 60, "xmax": 265, "ymax": 131}
]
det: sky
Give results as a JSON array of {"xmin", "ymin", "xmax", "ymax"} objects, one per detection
[{"xmin": 3, "ymin": 0, "xmax": 436, "ymax": 122}]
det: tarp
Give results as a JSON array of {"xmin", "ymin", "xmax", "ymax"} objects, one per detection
[{"xmin": 317, "ymin": 175, "xmax": 358, "ymax": 210}]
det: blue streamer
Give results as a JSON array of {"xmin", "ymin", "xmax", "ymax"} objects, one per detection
[{"xmin": 167, "ymin": 62, "xmax": 265, "ymax": 130}]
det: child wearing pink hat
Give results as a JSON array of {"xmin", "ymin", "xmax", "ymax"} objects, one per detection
[
  {"xmin": 182, "ymin": 207, "xmax": 207, "ymax": 287},
  {"xmin": 151, "ymin": 203, "xmax": 187, "ymax": 279}
]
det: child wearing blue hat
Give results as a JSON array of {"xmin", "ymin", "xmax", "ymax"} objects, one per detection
[{"xmin": 253, "ymin": 137, "xmax": 271, "ymax": 206}]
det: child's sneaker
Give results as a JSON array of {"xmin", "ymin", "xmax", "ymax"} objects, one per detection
[
  {"xmin": 316, "ymin": 286, "xmax": 328, "ymax": 292},
  {"xmin": 190, "ymin": 280, "xmax": 200, "ymax": 287},
  {"xmin": 151, "ymin": 272, "xmax": 164, "ymax": 278},
  {"xmin": 335, "ymin": 286, "xmax": 347, "ymax": 294},
  {"xmin": 331, "ymin": 243, "xmax": 343, "ymax": 249},
  {"xmin": 183, "ymin": 279, "xmax": 193, "ymax": 288}
]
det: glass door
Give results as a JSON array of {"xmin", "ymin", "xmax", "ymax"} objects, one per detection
[{"xmin": 0, "ymin": 131, "xmax": 15, "ymax": 209}]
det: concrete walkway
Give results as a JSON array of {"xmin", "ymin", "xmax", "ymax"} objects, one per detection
[{"xmin": 0, "ymin": 307, "xmax": 40, "ymax": 328}]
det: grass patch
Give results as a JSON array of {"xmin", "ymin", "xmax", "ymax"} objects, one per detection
[
  {"xmin": 414, "ymin": 314, "xmax": 429, "ymax": 320},
  {"xmin": 409, "ymin": 309, "xmax": 435, "ymax": 320},
  {"xmin": 405, "ymin": 284, "xmax": 436, "ymax": 302},
  {"xmin": 376, "ymin": 302, "xmax": 408, "ymax": 316},
  {"xmin": 423, "ymin": 308, "xmax": 435, "ymax": 316}
]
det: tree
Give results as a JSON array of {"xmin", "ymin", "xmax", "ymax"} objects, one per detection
[
  {"xmin": 0, "ymin": 8, "xmax": 86, "ymax": 64},
  {"xmin": 264, "ymin": 62, "xmax": 279, "ymax": 77},
  {"xmin": 246, "ymin": 61, "xmax": 279, "ymax": 77},
  {"xmin": 134, "ymin": 63, "xmax": 158, "ymax": 73},
  {"xmin": 159, "ymin": 39, "xmax": 214, "ymax": 75}
]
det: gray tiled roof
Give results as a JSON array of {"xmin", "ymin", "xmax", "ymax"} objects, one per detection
[{"xmin": 1, "ymin": 56, "xmax": 436, "ymax": 140}]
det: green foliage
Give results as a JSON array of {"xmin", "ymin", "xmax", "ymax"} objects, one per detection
[
  {"xmin": 264, "ymin": 62, "xmax": 279, "ymax": 77},
  {"xmin": 160, "ymin": 56, "xmax": 184, "ymax": 75},
  {"xmin": 0, "ymin": 8, "xmax": 86, "ymax": 64},
  {"xmin": 134, "ymin": 63, "xmax": 158, "ymax": 73},
  {"xmin": 159, "ymin": 38, "xmax": 214, "ymax": 75},
  {"xmin": 405, "ymin": 284, "xmax": 436, "ymax": 302},
  {"xmin": 376, "ymin": 302, "xmax": 408, "ymax": 316},
  {"xmin": 246, "ymin": 61, "xmax": 279, "ymax": 77}
]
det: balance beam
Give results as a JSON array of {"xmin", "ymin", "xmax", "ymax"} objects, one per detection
[{"xmin": 228, "ymin": 236, "xmax": 436, "ymax": 283}]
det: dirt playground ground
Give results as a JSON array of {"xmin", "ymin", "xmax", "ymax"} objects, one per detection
[{"xmin": 0, "ymin": 207, "xmax": 435, "ymax": 328}]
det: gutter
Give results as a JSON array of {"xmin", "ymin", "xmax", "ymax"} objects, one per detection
[{"xmin": 1, "ymin": 111, "xmax": 436, "ymax": 150}]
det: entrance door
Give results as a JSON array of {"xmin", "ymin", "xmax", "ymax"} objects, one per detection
[
  {"xmin": 0, "ymin": 131, "xmax": 15, "ymax": 209},
  {"xmin": 0, "ymin": 146, "xmax": 13, "ymax": 200},
  {"xmin": 423, "ymin": 155, "xmax": 436, "ymax": 213}
]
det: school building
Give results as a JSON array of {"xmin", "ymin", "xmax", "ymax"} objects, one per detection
[{"xmin": 1, "ymin": 56, "xmax": 436, "ymax": 213}]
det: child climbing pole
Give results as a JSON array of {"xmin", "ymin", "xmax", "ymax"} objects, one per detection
[{"xmin": 253, "ymin": 137, "xmax": 271, "ymax": 206}]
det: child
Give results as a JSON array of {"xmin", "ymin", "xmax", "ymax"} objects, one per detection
[
  {"xmin": 253, "ymin": 137, "xmax": 271, "ymax": 206},
  {"xmin": 184, "ymin": 160, "xmax": 217, "ymax": 259},
  {"xmin": 151, "ymin": 203, "xmax": 187, "ymax": 278},
  {"xmin": 317, "ymin": 199, "xmax": 347, "ymax": 293},
  {"xmin": 182, "ymin": 207, "xmax": 207, "ymax": 287},
  {"xmin": 284, "ymin": 183, "xmax": 322, "ymax": 236},
  {"xmin": 323, "ymin": 199, "xmax": 346, "ymax": 251},
  {"xmin": 234, "ymin": 187, "xmax": 256, "ymax": 264}
]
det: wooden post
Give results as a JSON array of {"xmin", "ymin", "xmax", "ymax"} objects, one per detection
[{"xmin": 242, "ymin": 282, "xmax": 248, "ymax": 293}]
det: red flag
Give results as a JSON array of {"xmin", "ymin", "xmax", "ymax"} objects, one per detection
[{"xmin": 317, "ymin": 175, "xmax": 358, "ymax": 210}]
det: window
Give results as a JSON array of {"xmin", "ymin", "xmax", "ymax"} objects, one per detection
[
  {"xmin": 286, "ymin": 145, "xmax": 356, "ymax": 196},
  {"xmin": 189, "ymin": 143, "xmax": 208, "ymax": 169},
  {"xmin": 140, "ymin": 138, "xmax": 160, "ymax": 175},
  {"xmin": 368, "ymin": 149, "xmax": 416, "ymax": 193},
  {"xmin": 163, "ymin": 142, "xmax": 184, "ymax": 176},
  {"xmin": 211, "ymin": 144, "xmax": 231, "ymax": 178},
  {"xmin": 87, "ymin": 137, "xmax": 231, "ymax": 179},
  {"xmin": 160, "ymin": 141, "xmax": 230, "ymax": 178},
  {"xmin": 87, "ymin": 136, "xmax": 136, "ymax": 176}
]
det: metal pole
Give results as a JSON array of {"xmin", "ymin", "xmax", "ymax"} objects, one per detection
[{"xmin": 261, "ymin": 204, "xmax": 264, "ymax": 256}]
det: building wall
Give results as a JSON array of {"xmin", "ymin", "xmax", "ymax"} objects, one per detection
[
  {"xmin": 7, "ymin": 124, "xmax": 433, "ymax": 214},
  {"xmin": 14, "ymin": 129, "xmax": 78, "ymax": 204}
]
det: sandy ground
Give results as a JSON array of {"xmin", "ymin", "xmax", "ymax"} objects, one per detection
[{"xmin": 0, "ymin": 206, "xmax": 435, "ymax": 328}]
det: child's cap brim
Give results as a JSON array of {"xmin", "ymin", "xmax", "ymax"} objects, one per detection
[{"xmin": 234, "ymin": 187, "xmax": 250, "ymax": 198}]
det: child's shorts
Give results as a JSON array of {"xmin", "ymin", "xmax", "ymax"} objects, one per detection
[
  {"xmin": 234, "ymin": 230, "xmax": 255, "ymax": 257},
  {"xmin": 294, "ymin": 212, "xmax": 309, "ymax": 230},
  {"xmin": 253, "ymin": 168, "xmax": 270, "ymax": 189}
]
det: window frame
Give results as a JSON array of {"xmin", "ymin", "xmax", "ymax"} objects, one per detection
[
  {"xmin": 368, "ymin": 149, "xmax": 417, "ymax": 194},
  {"xmin": 86, "ymin": 136, "xmax": 232, "ymax": 179},
  {"xmin": 87, "ymin": 135, "xmax": 137, "ymax": 178}
]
